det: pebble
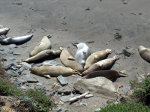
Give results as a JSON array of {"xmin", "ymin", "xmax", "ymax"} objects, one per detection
[
  {"xmin": 9, "ymin": 44, "xmax": 17, "ymax": 49},
  {"xmin": 7, "ymin": 49, "xmax": 13, "ymax": 54},
  {"xmin": 9, "ymin": 57, "xmax": 16, "ymax": 61},
  {"xmin": 0, "ymin": 48, "xmax": 4, "ymax": 51},
  {"xmin": 36, "ymin": 82, "xmax": 43, "ymax": 86},
  {"xmin": 3, "ymin": 63, "xmax": 14, "ymax": 70},
  {"xmin": 60, "ymin": 96, "xmax": 70, "ymax": 103},
  {"xmin": 19, "ymin": 62, "xmax": 32, "ymax": 70},
  {"xmin": 0, "ymin": 51, "xmax": 7, "ymax": 55},
  {"xmin": 1, "ymin": 57, "xmax": 7, "ymax": 61},
  {"xmin": 57, "ymin": 75, "xmax": 68, "ymax": 86}
]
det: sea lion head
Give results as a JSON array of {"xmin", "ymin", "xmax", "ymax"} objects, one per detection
[
  {"xmin": 106, "ymin": 49, "xmax": 112, "ymax": 54},
  {"xmin": 138, "ymin": 45, "xmax": 146, "ymax": 52}
]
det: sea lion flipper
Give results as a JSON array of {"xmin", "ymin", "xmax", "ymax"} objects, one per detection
[
  {"xmin": 119, "ymin": 70, "xmax": 128, "ymax": 77},
  {"xmin": 68, "ymin": 56, "xmax": 76, "ymax": 61}
]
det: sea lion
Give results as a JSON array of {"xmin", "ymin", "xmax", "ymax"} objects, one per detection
[
  {"xmin": 0, "ymin": 27, "xmax": 9, "ymax": 35},
  {"xmin": 31, "ymin": 65, "xmax": 78, "ymax": 77},
  {"xmin": 138, "ymin": 45, "xmax": 150, "ymax": 63},
  {"xmin": 82, "ymin": 55, "xmax": 119, "ymax": 76},
  {"xmin": 30, "ymin": 35, "xmax": 52, "ymax": 57},
  {"xmin": 73, "ymin": 43, "xmax": 91, "ymax": 67},
  {"xmin": 0, "ymin": 34, "xmax": 33, "ymax": 45},
  {"xmin": 84, "ymin": 70, "xmax": 127, "ymax": 81},
  {"xmin": 24, "ymin": 49, "xmax": 61, "ymax": 63},
  {"xmin": 84, "ymin": 49, "xmax": 111, "ymax": 70},
  {"xmin": 60, "ymin": 48, "xmax": 83, "ymax": 72}
]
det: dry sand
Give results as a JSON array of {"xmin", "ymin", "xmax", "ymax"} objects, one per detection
[{"xmin": 1, "ymin": 0, "xmax": 150, "ymax": 111}]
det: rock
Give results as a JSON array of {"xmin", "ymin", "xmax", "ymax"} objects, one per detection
[
  {"xmin": 24, "ymin": 75, "xmax": 38, "ymax": 83},
  {"xmin": 13, "ymin": 52, "xmax": 21, "ymax": 55},
  {"xmin": 42, "ymin": 60, "xmax": 63, "ymax": 66},
  {"xmin": 0, "ymin": 48, "xmax": 4, "ymax": 51},
  {"xmin": 56, "ymin": 107, "xmax": 62, "ymax": 112},
  {"xmin": 1, "ymin": 57, "xmax": 7, "ymax": 61},
  {"xmin": 7, "ymin": 70, "xmax": 19, "ymax": 77},
  {"xmin": 19, "ymin": 62, "xmax": 32, "ymax": 70},
  {"xmin": 14, "ymin": 78, "xmax": 27, "ymax": 86},
  {"xmin": 73, "ymin": 77, "xmax": 118, "ymax": 98},
  {"xmin": 3, "ymin": 63, "xmax": 14, "ymax": 70},
  {"xmin": 9, "ymin": 44, "xmax": 17, "ymax": 49},
  {"xmin": 57, "ymin": 75, "xmax": 68, "ymax": 86},
  {"xmin": 60, "ymin": 96, "xmax": 70, "ymax": 103},
  {"xmin": 0, "ymin": 51, "xmax": 7, "ymax": 55},
  {"xmin": 7, "ymin": 49, "xmax": 13, "ymax": 54},
  {"xmin": 9, "ymin": 57, "xmax": 16, "ymax": 61},
  {"xmin": 36, "ymin": 82, "xmax": 43, "ymax": 86},
  {"xmin": 122, "ymin": 49, "xmax": 132, "ymax": 57},
  {"xmin": 58, "ymin": 86, "xmax": 72, "ymax": 95}
]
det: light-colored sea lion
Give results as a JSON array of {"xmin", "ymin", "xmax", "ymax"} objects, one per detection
[
  {"xmin": 84, "ymin": 70, "xmax": 127, "ymax": 81},
  {"xmin": 0, "ymin": 34, "xmax": 33, "ymax": 45},
  {"xmin": 30, "ymin": 35, "xmax": 52, "ymax": 57},
  {"xmin": 84, "ymin": 49, "xmax": 111, "ymax": 70},
  {"xmin": 82, "ymin": 55, "xmax": 119, "ymax": 76},
  {"xmin": 73, "ymin": 43, "xmax": 91, "ymax": 67},
  {"xmin": 60, "ymin": 48, "xmax": 83, "ymax": 72},
  {"xmin": 138, "ymin": 45, "xmax": 150, "ymax": 63},
  {"xmin": 24, "ymin": 49, "xmax": 61, "ymax": 63},
  {"xmin": 0, "ymin": 27, "xmax": 9, "ymax": 35},
  {"xmin": 31, "ymin": 65, "xmax": 78, "ymax": 77}
]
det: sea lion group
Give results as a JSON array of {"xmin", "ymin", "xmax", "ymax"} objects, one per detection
[{"xmin": 22, "ymin": 36, "xmax": 126, "ymax": 81}]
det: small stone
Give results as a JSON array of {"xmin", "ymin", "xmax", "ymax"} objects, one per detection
[
  {"xmin": 56, "ymin": 107, "xmax": 62, "ymax": 112},
  {"xmin": 58, "ymin": 86, "xmax": 72, "ymax": 95},
  {"xmin": 57, "ymin": 75, "xmax": 68, "ymax": 86},
  {"xmin": 3, "ymin": 63, "xmax": 14, "ymax": 70},
  {"xmin": 13, "ymin": 53, "xmax": 21, "ymax": 55},
  {"xmin": 60, "ymin": 96, "xmax": 70, "ymax": 103},
  {"xmin": 1, "ymin": 58, "xmax": 7, "ymax": 61},
  {"xmin": 19, "ymin": 62, "xmax": 32, "ymax": 70},
  {"xmin": 9, "ymin": 57, "xmax": 16, "ymax": 61},
  {"xmin": 9, "ymin": 44, "xmax": 17, "ymax": 49},
  {"xmin": 0, "ymin": 48, "xmax": 4, "ymax": 51},
  {"xmin": 0, "ymin": 51, "xmax": 6, "ymax": 55},
  {"xmin": 64, "ymin": 109, "xmax": 69, "ymax": 112},
  {"xmin": 7, "ymin": 49, "xmax": 13, "ymax": 54},
  {"xmin": 122, "ymin": 49, "xmax": 132, "ymax": 57},
  {"xmin": 7, "ymin": 70, "xmax": 19, "ymax": 77},
  {"xmin": 14, "ymin": 78, "xmax": 27, "ymax": 86},
  {"xmin": 36, "ymin": 83, "xmax": 43, "ymax": 86}
]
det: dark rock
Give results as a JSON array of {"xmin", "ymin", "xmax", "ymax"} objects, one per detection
[
  {"xmin": 57, "ymin": 75, "xmax": 68, "ymax": 86},
  {"xmin": 122, "ymin": 49, "xmax": 132, "ymax": 57},
  {"xmin": 13, "ymin": 53, "xmax": 21, "ymax": 55},
  {"xmin": 1, "ymin": 57, "xmax": 7, "ymax": 61},
  {"xmin": 60, "ymin": 96, "xmax": 70, "ymax": 103},
  {"xmin": 114, "ymin": 32, "xmax": 122, "ymax": 40},
  {"xmin": 58, "ymin": 86, "xmax": 72, "ymax": 95}
]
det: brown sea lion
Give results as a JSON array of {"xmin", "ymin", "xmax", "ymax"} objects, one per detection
[
  {"xmin": 30, "ymin": 35, "xmax": 52, "ymax": 57},
  {"xmin": 84, "ymin": 70, "xmax": 127, "ymax": 81},
  {"xmin": 84, "ymin": 49, "xmax": 111, "ymax": 70},
  {"xmin": 60, "ymin": 48, "xmax": 83, "ymax": 72},
  {"xmin": 82, "ymin": 55, "xmax": 119, "ymax": 76},
  {"xmin": 30, "ymin": 65, "xmax": 78, "ymax": 77},
  {"xmin": 138, "ymin": 45, "xmax": 150, "ymax": 63},
  {"xmin": 0, "ymin": 27, "xmax": 9, "ymax": 35},
  {"xmin": 24, "ymin": 49, "xmax": 61, "ymax": 63}
]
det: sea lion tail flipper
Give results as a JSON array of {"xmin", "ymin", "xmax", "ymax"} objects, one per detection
[{"xmin": 119, "ymin": 70, "xmax": 128, "ymax": 77}]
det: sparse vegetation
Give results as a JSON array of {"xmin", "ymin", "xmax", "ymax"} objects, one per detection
[
  {"xmin": 95, "ymin": 103, "xmax": 150, "ymax": 112},
  {"xmin": 0, "ymin": 78, "xmax": 53, "ymax": 112}
]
